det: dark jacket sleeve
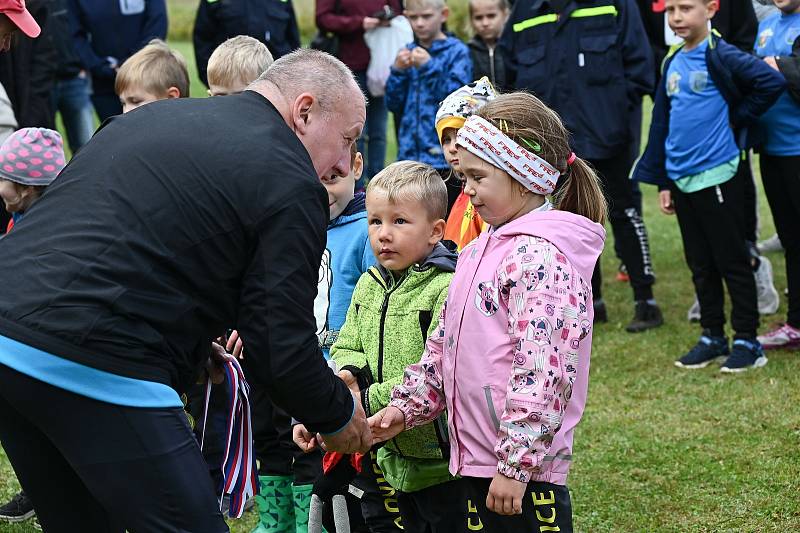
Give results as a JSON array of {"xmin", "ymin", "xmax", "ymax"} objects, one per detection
[
  {"xmin": 68, "ymin": 0, "xmax": 110, "ymax": 77},
  {"xmin": 776, "ymin": 36, "xmax": 800, "ymax": 103},
  {"xmin": 725, "ymin": 42, "xmax": 786, "ymax": 129},
  {"xmin": 619, "ymin": 0, "xmax": 655, "ymax": 106},
  {"xmin": 139, "ymin": 0, "xmax": 168, "ymax": 49},
  {"xmin": 192, "ymin": 0, "xmax": 221, "ymax": 87},
  {"xmin": 631, "ymin": 66, "xmax": 670, "ymax": 188},
  {"xmin": 316, "ymin": 0, "xmax": 364, "ymax": 35},
  {"xmin": 237, "ymin": 188, "xmax": 355, "ymax": 435},
  {"xmin": 722, "ymin": 0, "xmax": 758, "ymax": 52}
]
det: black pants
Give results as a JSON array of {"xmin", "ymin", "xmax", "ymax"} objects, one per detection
[
  {"xmin": 397, "ymin": 479, "xmax": 468, "ymax": 533},
  {"xmin": 353, "ymin": 451, "xmax": 403, "ymax": 532},
  {"xmin": 0, "ymin": 363, "xmax": 228, "ymax": 533},
  {"xmin": 738, "ymin": 151, "xmax": 758, "ymax": 244},
  {"xmin": 761, "ymin": 154, "xmax": 800, "ymax": 328},
  {"xmin": 251, "ymin": 379, "xmax": 322, "ymax": 483},
  {"xmin": 461, "ymin": 477, "xmax": 572, "ymax": 533},
  {"xmin": 671, "ymin": 165, "xmax": 759, "ymax": 338},
  {"xmin": 589, "ymin": 155, "xmax": 655, "ymax": 302}
]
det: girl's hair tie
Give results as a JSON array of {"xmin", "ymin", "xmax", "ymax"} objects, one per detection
[{"xmin": 567, "ymin": 152, "xmax": 577, "ymax": 166}]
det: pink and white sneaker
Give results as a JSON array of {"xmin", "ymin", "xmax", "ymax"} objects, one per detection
[{"xmin": 757, "ymin": 323, "xmax": 800, "ymax": 350}]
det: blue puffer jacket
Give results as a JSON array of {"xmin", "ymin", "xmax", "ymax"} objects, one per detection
[
  {"xmin": 633, "ymin": 32, "xmax": 786, "ymax": 188},
  {"xmin": 385, "ymin": 36, "xmax": 473, "ymax": 169},
  {"xmin": 501, "ymin": 0, "xmax": 653, "ymax": 160}
]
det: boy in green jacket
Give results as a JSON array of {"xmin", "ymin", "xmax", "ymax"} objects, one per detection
[{"xmin": 333, "ymin": 160, "xmax": 463, "ymax": 531}]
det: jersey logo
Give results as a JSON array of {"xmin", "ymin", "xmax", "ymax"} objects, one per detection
[
  {"xmin": 667, "ymin": 71, "xmax": 681, "ymax": 96},
  {"xmin": 758, "ymin": 28, "xmax": 774, "ymax": 50},
  {"xmin": 689, "ymin": 71, "xmax": 708, "ymax": 93}
]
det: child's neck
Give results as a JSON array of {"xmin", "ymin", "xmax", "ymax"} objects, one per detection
[
  {"xmin": 683, "ymin": 27, "xmax": 709, "ymax": 51},
  {"xmin": 418, "ymin": 31, "xmax": 446, "ymax": 49}
]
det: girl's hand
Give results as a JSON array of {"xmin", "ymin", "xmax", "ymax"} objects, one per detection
[
  {"xmin": 486, "ymin": 473, "xmax": 527, "ymax": 515},
  {"xmin": 659, "ymin": 190, "xmax": 675, "ymax": 215},
  {"xmin": 367, "ymin": 406, "xmax": 405, "ymax": 443},
  {"xmin": 293, "ymin": 424, "xmax": 318, "ymax": 452}
]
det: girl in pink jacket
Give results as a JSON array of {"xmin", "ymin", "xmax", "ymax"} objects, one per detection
[{"xmin": 369, "ymin": 92, "xmax": 607, "ymax": 532}]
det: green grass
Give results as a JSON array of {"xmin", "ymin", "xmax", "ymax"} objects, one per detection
[{"xmin": 17, "ymin": 36, "xmax": 800, "ymax": 532}]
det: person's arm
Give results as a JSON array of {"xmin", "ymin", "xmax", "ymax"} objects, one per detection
[
  {"xmin": 139, "ymin": 0, "xmax": 167, "ymax": 47},
  {"xmin": 721, "ymin": 0, "xmax": 757, "ymax": 52},
  {"xmin": 419, "ymin": 43, "xmax": 474, "ymax": 102},
  {"xmin": 237, "ymin": 191, "xmax": 355, "ymax": 436},
  {"xmin": 728, "ymin": 45, "xmax": 787, "ymax": 129},
  {"xmin": 776, "ymin": 37, "xmax": 800, "ymax": 103},
  {"xmin": 192, "ymin": 0, "xmax": 220, "ymax": 87},
  {"xmin": 494, "ymin": 240, "xmax": 586, "ymax": 483},
  {"xmin": 366, "ymin": 284, "xmax": 448, "ymax": 417},
  {"xmin": 385, "ymin": 61, "xmax": 410, "ymax": 114},
  {"xmin": 67, "ymin": 0, "xmax": 110, "ymax": 77},
  {"xmin": 388, "ymin": 298, "xmax": 448, "ymax": 428},
  {"xmin": 315, "ymin": 0, "xmax": 365, "ymax": 35},
  {"xmin": 619, "ymin": 0, "xmax": 655, "ymax": 108}
]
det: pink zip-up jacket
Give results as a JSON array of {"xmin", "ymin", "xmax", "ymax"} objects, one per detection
[{"xmin": 390, "ymin": 209, "xmax": 605, "ymax": 484}]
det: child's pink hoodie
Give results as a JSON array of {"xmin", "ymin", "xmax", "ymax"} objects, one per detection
[{"xmin": 390, "ymin": 209, "xmax": 605, "ymax": 485}]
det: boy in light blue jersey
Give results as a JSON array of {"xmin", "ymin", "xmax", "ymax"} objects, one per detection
[
  {"xmin": 754, "ymin": 0, "xmax": 800, "ymax": 350},
  {"xmin": 634, "ymin": 0, "xmax": 785, "ymax": 372}
]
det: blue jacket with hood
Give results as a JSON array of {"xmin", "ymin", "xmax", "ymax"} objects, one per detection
[
  {"xmin": 385, "ymin": 36, "xmax": 473, "ymax": 169},
  {"xmin": 316, "ymin": 192, "xmax": 376, "ymax": 358},
  {"xmin": 633, "ymin": 32, "xmax": 786, "ymax": 188}
]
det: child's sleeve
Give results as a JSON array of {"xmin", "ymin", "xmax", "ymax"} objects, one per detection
[
  {"xmin": 494, "ymin": 239, "xmax": 588, "ymax": 483},
  {"xmin": 389, "ymin": 297, "xmax": 449, "ymax": 429},
  {"xmin": 618, "ymin": 0, "xmax": 655, "ymax": 104},
  {"xmin": 729, "ymin": 46, "xmax": 787, "ymax": 128},
  {"xmin": 419, "ymin": 43, "xmax": 474, "ymax": 102},
  {"xmin": 366, "ymin": 285, "xmax": 448, "ymax": 417},
  {"xmin": 330, "ymin": 284, "xmax": 368, "ymax": 375},
  {"xmin": 385, "ymin": 64, "xmax": 410, "ymax": 114}
]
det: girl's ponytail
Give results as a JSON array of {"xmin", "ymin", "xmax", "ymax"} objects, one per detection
[
  {"xmin": 552, "ymin": 157, "xmax": 607, "ymax": 225},
  {"xmin": 477, "ymin": 92, "xmax": 608, "ymax": 225}
]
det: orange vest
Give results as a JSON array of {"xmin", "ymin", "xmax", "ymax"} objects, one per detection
[{"xmin": 444, "ymin": 191, "xmax": 487, "ymax": 251}]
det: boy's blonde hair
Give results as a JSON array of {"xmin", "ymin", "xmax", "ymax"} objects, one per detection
[
  {"xmin": 367, "ymin": 161, "xmax": 447, "ymax": 221},
  {"xmin": 207, "ymin": 36, "xmax": 274, "ymax": 90},
  {"xmin": 115, "ymin": 39, "xmax": 190, "ymax": 98},
  {"xmin": 406, "ymin": 0, "xmax": 446, "ymax": 10}
]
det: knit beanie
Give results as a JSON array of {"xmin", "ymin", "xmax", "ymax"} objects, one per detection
[
  {"xmin": 0, "ymin": 128, "xmax": 66, "ymax": 187},
  {"xmin": 435, "ymin": 76, "xmax": 498, "ymax": 144}
]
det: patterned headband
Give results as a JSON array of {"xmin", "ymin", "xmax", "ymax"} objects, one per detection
[{"xmin": 456, "ymin": 115, "xmax": 561, "ymax": 195}]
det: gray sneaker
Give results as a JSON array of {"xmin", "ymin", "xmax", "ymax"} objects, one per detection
[
  {"xmin": 754, "ymin": 256, "xmax": 779, "ymax": 315},
  {"xmin": 757, "ymin": 234, "xmax": 783, "ymax": 254},
  {"xmin": 687, "ymin": 297, "xmax": 701, "ymax": 322}
]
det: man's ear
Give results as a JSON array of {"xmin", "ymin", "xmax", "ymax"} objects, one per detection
[
  {"xmin": 166, "ymin": 86, "xmax": 181, "ymax": 99},
  {"xmin": 352, "ymin": 151, "xmax": 364, "ymax": 180},
  {"xmin": 429, "ymin": 218, "xmax": 446, "ymax": 245},
  {"xmin": 291, "ymin": 93, "xmax": 315, "ymax": 135}
]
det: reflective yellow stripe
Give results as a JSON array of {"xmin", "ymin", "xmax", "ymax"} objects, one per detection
[
  {"xmin": 513, "ymin": 14, "xmax": 558, "ymax": 32},
  {"xmin": 570, "ymin": 5, "xmax": 618, "ymax": 17},
  {"xmin": 513, "ymin": 5, "xmax": 618, "ymax": 32}
]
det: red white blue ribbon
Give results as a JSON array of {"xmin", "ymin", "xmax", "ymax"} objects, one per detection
[{"xmin": 200, "ymin": 356, "xmax": 258, "ymax": 519}]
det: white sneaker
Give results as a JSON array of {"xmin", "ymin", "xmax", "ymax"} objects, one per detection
[
  {"xmin": 755, "ymin": 256, "xmax": 779, "ymax": 315},
  {"xmin": 687, "ymin": 298, "xmax": 701, "ymax": 322},
  {"xmin": 757, "ymin": 234, "xmax": 783, "ymax": 254}
]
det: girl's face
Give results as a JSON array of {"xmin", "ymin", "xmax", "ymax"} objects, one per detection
[
  {"xmin": 441, "ymin": 127, "xmax": 460, "ymax": 172},
  {"xmin": 458, "ymin": 148, "xmax": 544, "ymax": 226},
  {"xmin": 0, "ymin": 180, "xmax": 39, "ymax": 213}
]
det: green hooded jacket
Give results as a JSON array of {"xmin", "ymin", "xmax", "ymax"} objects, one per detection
[{"xmin": 331, "ymin": 242, "xmax": 457, "ymax": 493}]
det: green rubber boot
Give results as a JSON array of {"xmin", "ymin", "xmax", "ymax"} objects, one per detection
[
  {"xmin": 250, "ymin": 475, "xmax": 295, "ymax": 533},
  {"xmin": 292, "ymin": 483, "xmax": 319, "ymax": 533}
]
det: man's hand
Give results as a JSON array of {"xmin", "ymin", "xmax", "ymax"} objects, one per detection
[
  {"xmin": 337, "ymin": 370, "xmax": 359, "ymax": 394},
  {"xmin": 659, "ymin": 190, "xmax": 675, "ymax": 215},
  {"xmin": 225, "ymin": 330, "xmax": 245, "ymax": 359},
  {"xmin": 363, "ymin": 16, "xmax": 380, "ymax": 31},
  {"xmin": 293, "ymin": 424, "xmax": 318, "ymax": 452},
  {"xmin": 367, "ymin": 406, "xmax": 405, "ymax": 443},
  {"xmin": 206, "ymin": 342, "xmax": 234, "ymax": 385},
  {"xmin": 411, "ymin": 47, "xmax": 431, "ymax": 67},
  {"xmin": 394, "ymin": 48, "xmax": 412, "ymax": 70},
  {"xmin": 486, "ymin": 473, "xmax": 527, "ymax": 515},
  {"xmin": 764, "ymin": 56, "xmax": 780, "ymax": 71},
  {"xmin": 318, "ymin": 391, "xmax": 372, "ymax": 454}
]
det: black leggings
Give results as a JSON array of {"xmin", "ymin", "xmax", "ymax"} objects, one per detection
[{"xmin": 0, "ymin": 363, "xmax": 228, "ymax": 533}]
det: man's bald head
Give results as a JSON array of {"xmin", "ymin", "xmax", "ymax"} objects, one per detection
[{"xmin": 252, "ymin": 48, "xmax": 365, "ymax": 115}]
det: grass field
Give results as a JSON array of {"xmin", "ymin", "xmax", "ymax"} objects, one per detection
[{"xmin": 4, "ymin": 36, "xmax": 800, "ymax": 532}]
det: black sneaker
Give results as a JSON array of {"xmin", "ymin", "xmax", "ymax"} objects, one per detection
[
  {"xmin": 675, "ymin": 334, "xmax": 729, "ymax": 369},
  {"xmin": 0, "ymin": 491, "xmax": 35, "ymax": 522},
  {"xmin": 626, "ymin": 301, "xmax": 663, "ymax": 333},
  {"xmin": 720, "ymin": 339, "xmax": 767, "ymax": 373},
  {"xmin": 593, "ymin": 300, "xmax": 608, "ymax": 323}
]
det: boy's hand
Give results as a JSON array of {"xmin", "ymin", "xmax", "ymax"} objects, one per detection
[
  {"xmin": 368, "ymin": 406, "xmax": 405, "ymax": 443},
  {"xmin": 225, "ymin": 329, "xmax": 245, "ymax": 359},
  {"xmin": 764, "ymin": 56, "xmax": 779, "ymax": 71},
  {"xmin": 411, "ymin": 47, "xmax": 431, "ymax": 67},
  {"xmin": 394, "ymin": 49, "xmax": 412, "ymax": 70},
  {"xmin": 486, "ymin": 473, "xmax": 527, "ymax": 515},
  {"xmin": 337, "ymin": 370, "xmax": 360, "ymax": 393},
  {"xmin": 293, "ymin": 424, "xmax": 318, "ymax": 452},
  {"xmin": 659, "ymin": 190, "xmax": 675, "ymax": 215}
]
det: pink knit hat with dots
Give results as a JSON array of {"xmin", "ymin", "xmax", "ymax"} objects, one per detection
[{"xmin": 0, "ymin": 128, "xmax": 65, "ymax": 187}]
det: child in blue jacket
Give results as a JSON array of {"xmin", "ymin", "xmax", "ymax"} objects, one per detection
[
  {"xmin": 385, "ymin": 0, "xmax": 472, "ymax": 211},
  {"xmin": 633, "ymin": 0, "xmax": 785, "ymax": 373}
]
